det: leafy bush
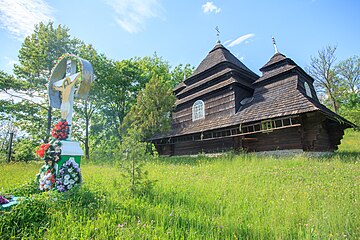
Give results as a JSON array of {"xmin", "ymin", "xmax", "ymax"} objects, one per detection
[{"xmin": 13, "ymin": 138, "xmax": 38, "ymax": 162}]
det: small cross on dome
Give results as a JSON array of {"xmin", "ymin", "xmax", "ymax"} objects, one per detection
[{"xmin": 272, "ymin": 36, "xmax": 279, "ymax": 54}]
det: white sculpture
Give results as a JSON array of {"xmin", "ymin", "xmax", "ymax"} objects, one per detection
[{"xmin": 48, "ymin": 54, "xmax": 94, "ymax": 140}]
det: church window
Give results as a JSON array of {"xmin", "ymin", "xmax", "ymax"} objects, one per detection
[
  {"xmin": 304, "ymin": 82, "xmax": 313, "ymax": 98},
  {"xmin": 261, "ymin": 120, "xmax": 273, "ymax": 133},
  {"xmin": 192, "ymin": 100, "xmax": 205, "ymax": 121}
]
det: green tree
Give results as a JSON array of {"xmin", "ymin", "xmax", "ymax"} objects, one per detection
[
  {"xmin": 2, "ymin": 22, "xmax": 76, "ymax": 141},
  {"xmin": 308, "ymin": 47, "xmax": 359, "ymax": 126},
  {"xmin": 308, "ymin": 46, "xmax": 341, "ymax": 113},
  {"xmin": 336, "ymin": 56, "xmax": 360, "ymax": 127},
  {"xmin": 118, "ymin": 127, "xmax": 151, "ymax": 196},
  {"xmin": 14, "ymin": 22, "xmax": 74, "ymax": 90},
  {"xmin": 338, "ymin": 93, "xmax": 360, "ymax": 127},
  {"xmin": 123, "ymin": 75, "xmax": 176, "ymax": 140},
  {"xmin": 71, "ymin": 43, "xmax": 103, "ymax": 159},
  {"xmin": 90, "ymin": 54, "xmax": 174, "ymax": 146},
  {"xmin": 337, "ymin": 56, "xmax": 360, "ymax": 94},
  {"xmin": 170, "ymin": 63, "xmax": 194, "ymax": 88},
  {"xmin": 92, "ymin": 59, "xmax": 142, "ymax": 141}
]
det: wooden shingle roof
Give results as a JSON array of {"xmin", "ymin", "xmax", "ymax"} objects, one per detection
[
  {"xmin": 260, "ymin": 53, "xmax": 287, "ymax": 71},
  {"xmin": 191, "ymin": 43, "xmax": 256, "ymax": 77}
]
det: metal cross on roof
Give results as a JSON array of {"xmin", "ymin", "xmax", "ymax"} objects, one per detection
[
  {"xmin": 215, "ymin": 26, "xmax": 220, "ymax": 43},
  {"xmin": 272, "ymin": 36, "xmax": 279, "ymax": 54}
]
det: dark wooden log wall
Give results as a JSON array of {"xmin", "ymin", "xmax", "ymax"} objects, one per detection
[
  {"xmin": 242, "ymin": 127, "xmax": 303, "ymax": 151},
  {"xmin": 301, "ymin": 112, "xmax": 344, "ymax": 151},
  {"xmin": 163, "ymin": 126, "xmax": 304, "ymax": 155},
  {"xmin": 172, "ymin": 88, "xmax": 236, "ymax": 128},
  {"xmin": 173, "ymin": 137, "xmax": 235, "ymax": 155},
  {"xmin": 327, "ymin": 123, "xmax": 345, "ymax": 151},
  {"xmin": 155, "ymin": 144, "xmax": 174, "ymax": 156}
]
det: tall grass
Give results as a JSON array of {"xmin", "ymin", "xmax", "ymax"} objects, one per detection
[{"xmin": 1, "ymin": 130, "xmax": 359, "ymax": 239}]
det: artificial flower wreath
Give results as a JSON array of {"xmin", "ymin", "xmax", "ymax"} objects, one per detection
[
  {"xmin": 51, "ymin": 119, "xmax": 70, "ymax": 140},
  {"xmin": 35, "ymin": 119, "xmax": 80, "ymax": 192},
  {"xmin": 55, "ymin": 158, "xmax": 82, "ymax": 192},
  {"xmin": 36, "ymin": 164, "xmax": 56, "ymax": 191}
]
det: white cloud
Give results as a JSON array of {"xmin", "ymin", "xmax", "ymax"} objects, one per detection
[
  {"xmin": 223, "ymin": 39, "xmax": 232, "ymax": 45},
  {"xmin": 227, "ymin": 33, "xmax": 255, "ymax": 47},
  {"xmin": 202, "ymin": 2, "xmax": 221, "ymax": 14},
  {"xmin": 106, "ymin": 0, "xmax": 164, "ymax": 33},
  {"xmin": 0, "ymin": 0, "xmax": 54, "ymax": 40}
]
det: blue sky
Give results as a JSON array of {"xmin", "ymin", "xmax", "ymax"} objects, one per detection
[{"xmin": 0, "ymin": 0, "xmax": 359, "ymax": 76}]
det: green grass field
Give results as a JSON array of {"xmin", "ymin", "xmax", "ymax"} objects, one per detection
[{"xmin": 1, "ymin": 130, "xmax": 359, "ymax": 239}]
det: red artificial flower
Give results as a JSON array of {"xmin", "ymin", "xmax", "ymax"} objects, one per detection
[
  {"xmin": 36, "ymin": 143, "xmax": 51, "ymax": 158},
  {"xmin": 36, "ymin": 148, "xmax": 45, "ymax": 158},
  {"xmin": 50, "ymin": 175, "xmax": 55, "ymax": 183},
  {"xmin": 51, "ymin": 120, "xmax": 69, "ymax": 140}
]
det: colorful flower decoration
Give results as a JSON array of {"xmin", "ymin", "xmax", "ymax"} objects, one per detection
[
  {"xmin": 52, "ymin": 120, "xmax": 70, "ymax": 140},
  {"xmin": 36, "ymin": 164, "xmax": 56, "ymax": 191},
  {"xmin": 36, "ymin": 139, "xmax": 62, "ymax": 164},
  {"xmin": 55, "ymin": 158, "xmax": 82, "ymax": 192},
  {"xmin": 36, "ymin": 143, "xmax": 51, "ymax": 158}
]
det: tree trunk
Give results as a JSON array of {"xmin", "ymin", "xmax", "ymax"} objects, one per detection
[
  {"xmin": 329, "ymin": 92, "xmax": 339, "ymax": 113},
  {"xmin": 6, "ymin": 132, "xmax": 14, "ymax": 163}
]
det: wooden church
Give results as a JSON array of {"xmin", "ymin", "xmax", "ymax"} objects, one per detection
[{"xmin": 150, "ymin": 40, "xmax": 354, "ymax": 156}]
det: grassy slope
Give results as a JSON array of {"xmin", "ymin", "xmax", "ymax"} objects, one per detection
[{"xmin": 1, "ymin": 130, "xmax": 359, "ymax": 239}]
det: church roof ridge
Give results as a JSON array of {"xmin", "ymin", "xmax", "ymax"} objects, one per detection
[
  {"xmin": 259, "ymin": 52, "xmax": 287, "ymax": 72},
  {"xmin": 190, "ymin": 42, "xmax": 256, "ymax": 77}
]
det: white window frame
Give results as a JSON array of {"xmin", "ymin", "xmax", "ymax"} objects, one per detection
[
  {"xmin": 192, "ymin": 100, "xmax": 205, "ymax": 121},
  {"xmin": 304, "ymin": 82, "xmax": 313, "ymax": 98}
]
